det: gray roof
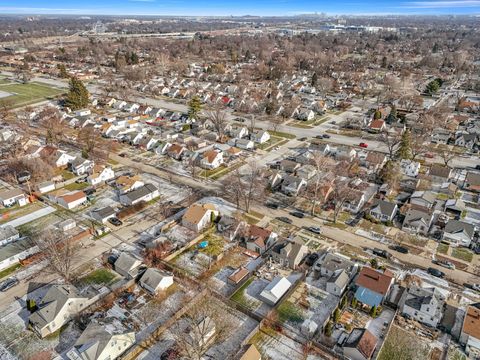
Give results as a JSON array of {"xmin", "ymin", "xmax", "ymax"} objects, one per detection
[
  {"xmin": 0, "ymin": 237, "xmax": 35, "ymax": 262},
  {"xmin": 371, "ymin": 199, "xmax": 397, "ymax": 217},
  {"xmin": 444, "ymin": 220, "xmax": 475, "ymax": 239},
  {"xmin": 114, "ymin": 252, "xmax": 142, "ymax": 276},
  {"xmin": 328, "ymin": 269, "xmax": 350, "ymax": 288},
  {"xmin": 139, "ymin": 268, "xmax": 172, "ymax": 291},
  {"xmin": 122, "ymin": 184, "xmax": 157, "ymax": 203},
  {"xmin": 0, "ymin": 188, "xmax": 24, "ymax": 200},
  {"xmin": 0, "ymin": 225, "xmax": 19, "ymax": 241},
  {"xmin": 403, "ymin": 208, "xmax": 432, "ymax": 226},
  {"xmin": 92, "ymin": 206, "xmax": 116, "ymax": 219}
]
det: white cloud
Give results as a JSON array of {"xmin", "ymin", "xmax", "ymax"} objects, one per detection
[{"xmin": 402, "ymin": 0, "xmax": 480, "ymax": 8}]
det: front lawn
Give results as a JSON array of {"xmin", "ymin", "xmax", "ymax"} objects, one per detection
[
  {"xmin": 437, "ymin": 243, "xmax": 449, "ymax": 255},
  {"xmin": 451, "ymin": 248, "xmax": 474, "ymax": 263},
  {"xmin": 268, "ymin": 130, "xmax": 296, "ymax": 139},
  {"xmin": 0, "ymin": 263, "xmax": 21, "ymax": 280},
  {"xmin": 79, "ymin": 268, "xmax": 116, "ymax": 286},
  {"xmin": 64, "ymin": 182, "xmax": 89, "ymax": 191}
]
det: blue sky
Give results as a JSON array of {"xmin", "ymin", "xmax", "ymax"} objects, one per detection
[{"xmin": 0, "ymin": 0, "xmax": 479, "ymax": 16}]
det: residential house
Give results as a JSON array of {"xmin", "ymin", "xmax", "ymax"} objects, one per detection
[
  {"xmin": 343, "ymin": 189, "xmax": 368, "ymax": 214},
  {"xmin": 316, "ymin": 252, "xmax": 356, "ymax": 279},
  {"xmin": 119, "ymin": 184, "xmax": 159, "ymax": 206},
  {"xmin": 114, "ymin": 252, "xmax": 143, "ymax": 278},
  {"xmin": 460, "ymin": 304, "xmax": 480, "ymax": 358},
  {"xmin": 200, "ymin": 150, "xmax": 224, "ymax": 170},
  {"xmin": 464, "ymin": 172, "xmax": 480, "ymax": 192},
  {"xmin": 369, "ymin": 199, "xmax": 398, "ymax": 222},
  {"xmin": 400, "ymin": 159, "xmax": 421, "ymax": 178},
  {"xmin": 431, "ymin": 128, "xmax": 451, "ymax": 144},
  {"xmin": 182, "ymin": 203, "xmax": 218, "ymax": 232},
  {"xmin": 217, "ymin": 215, "xmax": 243, "ymax": 241},
  {"xmin": 154, "ymin": 141, "xmax": 172, "ymax": 155},
  {"xmin": 29, "ymin": 285, "xmax": 98, "ymax": 338},
  {"xmin": 368, "ymin": 119, "xmax": 386, "ymax": 133},
  {"xmin": 66, "ymin": 323, "xmax": 135, "ymax": 360},
  {"xmin": 87, "ymin": 166, "xmax": 115, "ymax": 186},
  {"xmin": 58, "ymin": 219, "xmax": 76, "ymax": 232},
  {"xmin": 227, "ymin": 267, "xmax": 250, "ymax": 286},
  {"xmin": 354, "ymin": 267, "xmax": 394, "ymax": 307},
  {"xmin": 70, "ymin": 158, "xmax": 94, "ymax": 176},
  {"xmin": 115, "ymin": 175, "xmax": 144, "ymax": 195},
  {"xmin": 343, "ymin": 328, "xmax": 377, "ymax": 360},
  {"xmin": 251, "ymin": 130, "xmax": 270, "ymax": 144},
  {"xmin": 57, "ymin": 191, "xmax": 87, "ymax": 210},
  {"xmin": 455, "ymin": 133, "xmax": 477, "ymax": 150},
  {"xmin": 230, "ymin": 125, "xmax": 249, "ymax": 139},
  {"xmin": 280, "ymin": 160, "xmax": 301, "ymax": 174},
  {"xmin": 139, "ymin": 268, "xmax": 174, "ymax": 294},
  {"xmin": 297, "ymin": 108, "xmax": 315, "ymax": 121},
  {"xmin": 296, "ymin": 165, "xmax": 317, "ymax": 181},
  {"xmin": 167, "ymin": 144, "xmax": 186, "ymax": 160},
  {"xmin": 0, "ymin": 225, "xmax": 20, "ymax": 246},
  {"xmin": 37, "ymin": 181, "xmax": 55, "ymax": 194},
  {"xmin": 333, "ymin": 146, "xmax": 357, "ymax": 162},
  {"xmin": 281, "ymin": 175, "xmax": 307, "ymax": 196},
  {"xmin": 400, "ymin": 286, "xmax": 445, "ymax": 327},
  {"xmin": 0, "ymin": 188, "xmax": 28, "ymax": 207},
  {"xmin": 270, "ymin": 240, "xmax": 309, "ymax": 269},
  {"xmin": 429, "ymin": 165, "xmax": 452, "ymax": 184},
  {"xmin": 443, "ymin": 220, "xmax": 475, "ymax": 247},
  {"xmin": 364, "ymin": 152, "xmax": 386, "ymax": 172},
  {"xmin": 244, "ymin": 225, "xmax": 278, "ymax": 255},
  {"xmin": 91, "ymin": 206, "xmax": 117, "ymax": 223},
  {"xmin": 259, "ymin": 276, "xmax": 292, "ymax": 305},
  {"xmin": 327, "ymin": 269, "xmax": 351, "ymax": 297},
  {"xmin": 234, "ymin": 139, "xmax": 254, "ymax": 150},
  {"xmin": 410, "ymin": 191, "xmax": 436, "ymax": 211},
  {"xmin": 402, "ymin": 208, "xmax": 433, "ymax": 235},
  {"xmin": 0, "ymin": 237, "xmax": 38, "ymax": 271}
]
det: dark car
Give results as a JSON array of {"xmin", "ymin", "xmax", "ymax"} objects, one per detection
[
  {"xmin": 322, "ymin": 134, "xmax": 331, "ymax": 139},
  {"xmin": 427, "ymin": 267, "xmax": 445, "ymax": 278},
  {"xmin": 290, "ymin": 211, "xmax": 305, "ymax": 218},
  {"xmin": 75, "ymin": 176, "xmax": 87, "ymax": 184},
  {"xmin": 306, "ymin": 226, "xmax": 321, "ymax": 234},
  {"xmin": 276, "ymin": 216, "xmax": 293, "ymax": 224},
  {"xmin": 119, "ymin": 153, "xmax": 127, "ymax": 158},
  {"xmin": 476, "ymin": 165, "xmax": 480, "ymax": 170},
  {"xmin": 372, "ymin": 248, "xmax": 391, "ymax": 259},
  {"xmin": 391, "ymin": 245, "xmax": 409, "ymax": 254},
  {"xmin": 0, "ymin": 277, "xmax": 19, "ymax": 292},
  {"xmin": 305, "ymin": 253, "xmax": 319, "ymax": 266},
  {"xmin": 315, "ymin": 135, "xmax": 324, "ymax": 139},
  {"xmin": 108, "ymin": 217, "xmax": 123, "ymax": 226},
  {"xmin": 234, "ymin": 117, "xmax": 246, "ymax": 123},
  {"xmin": 299, "ymin": 137, "xmax": 308, "ymax": 141},
  {"xmin": 84, "ymin": 188, "xmax": 96, "ymax": 196},
  {"xmin": 265, "ymin": 202, "xmax": 279, "ymax": 209}
]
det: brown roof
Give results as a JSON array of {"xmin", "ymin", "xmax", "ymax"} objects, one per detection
[
  {"xmin": 183, "ymin": 203, "xmax": 215, "ymax": 225},
  {"xmin": 248, "ymin": 225, "xmax": 272, "ymax": 248},
  {"xmin": 369, "ymin": 119, "xmax": 385, "ymax": 129},
  {"xmin": 168, "ymin": 144, "xmax": 184, "ymax": 155},
  {"xmin": 429, "ymin": 164, "xmax": 451, "ymax": 178},
  {"xmin": 355, "ymin": 267, "xmax": 393, "ymax": 295},
  {"xmin": 238, "ymin": 344, "xmax": 262, "ymax": 360},
  {"xmin": 463, "ymin": 305, "xmax": 480, "ymax": 340},
  {"xmin": 365, "ymin": 151, "xmax": 386, "ymax": 165},
  {"xmin": 60, "ymin": 191, "xmax": 86, "ymax": 204},
  {"xmin": 203, "ymin": 150, "xmax": 219, "ymax": 164},
  {"xmin": 357, "ymin": 329, "xmax": 377, "ymax": 359},
  {"xmin": 228, "ymin": 267, "xmax": 249, "ymax": 284}
]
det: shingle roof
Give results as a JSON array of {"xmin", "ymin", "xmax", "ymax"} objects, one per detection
[
  {"xmin": 355, "ymin": 267, "xmax": 393, "ymax": 296},
  {"xmin": 344, "ymin": 328, "xmax": 377, "ymax": 359}
]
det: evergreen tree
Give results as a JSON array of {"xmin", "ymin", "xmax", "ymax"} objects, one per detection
[
  {"xmin": 370, "ymin": 258, "xmax": 378, "ymax": 269},
  {"xmin": 351, "ymin": 298, "xmax": 358, "ymax": 308},
  {"xmin": 188, "ymin": 96, "xmax": 202, "ymax": 120},
  {"xmin": 397, "ymin": 129, "xmax": 413, "ymax": 160},
  {"xmin": 370, "ymin": 305, "xmax": 378, "ymax": 318},
  {"xmin": 57, "ymin": 64, "xmax": 68, "ymax": 78},
  {"xmin": 65, "ymin": 77, "xmax": 89, "ymax": 110},
  {"xmin": 311, "ymin": 72, "xmax": 318, "ymax": 87},
  {"xmin": 333, "ymin": 308, "xmax": 341, "ymax": 323},
  {"xmin": 324, "ymin": 321, "xmax": 333, "ymax": 337},
  {"xmin": 374, "ymin": 109, "xmax": 382, "ymax": 120}
]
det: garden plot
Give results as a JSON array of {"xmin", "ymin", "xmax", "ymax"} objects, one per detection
[{"xmin": 250, "ymin": 328, "xmax": 307, "ymax": 360}]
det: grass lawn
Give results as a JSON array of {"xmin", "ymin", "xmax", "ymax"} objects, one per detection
[
  {"xmin": 60, "ymin": 170, "xmax": 76, "ymax": 180},
  {"xmin": 0, "ymin": 81, "xmax": 65, "ymax": 108},
  {"xmin": 437, "ymin": 243, "xmax": 449, "ymax": 255},
  {"xmin": 451, "ymin": 248, "xmax": 474, "ymax": 263},
  {"xmin": 257, "ymin": 136, "xmax": 283, "ymax": 150},
  {"xmin": 64, "ymin": 182, "xmax": 89, "ymax": 191},
  {"xmin": 268, "ymin": 130, "xmax": 296, "ymax": 139},
  {"xmin": 243, "ymin": 213, "xmax": 261, "ymax": 225},
  {"xmin": 277, "ymin": 301, "xmax": 305, "ymax": 323},
  {"xmin": 199, "ymin": 234, "xmax": 224, "ymax": 257},
  {"xmin": 79, "ymin": 268, "xmax": 116, "ymax": 286},
  {"xmin": 314, "ymin": 116, "xmax": 330, "ymax": 125},
  {"xmin": 231, "ymin": 277, "xmax": 258, "ymax": 309},
  {"xmin": 107, "ymin": 158, "xmax": 119, "ymax": 166},
  {"xmin": 0, "ymin": 263, "xmax": 21, "ymax": 280}
]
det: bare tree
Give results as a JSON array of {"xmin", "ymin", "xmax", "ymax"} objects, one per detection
[
  {"xmin": 77, "ymin": 127, "xmax": 110, "ymax": 163},
  {"xmin": 268, "ymin": 116, "xmax": 285, "ymax": 132},
  {"xmin": 439, "ymin": 150, "xmax": 455, "ymax": 168},
  {"xmin": 33, "ymin": 228, "xmax": 79, "ymax": 282},
  {"xmin": 378, "ymin": 129, "xmax": 401, "ymax": 159},
  {"xmin": 206, "ymin": 105, "xmax": 228, "ymax": 140},
  {"xmin": 247, "ymin": 114, "xmax": 256, "ymax": 135},
  {"xmin": 330, "ymin": 178, "xmax": 353, "ymax": 223},
  {"xmin": 305, "ymin": 152, "xmax": 334, "ymax": 216},
  {"xmin": 37, "ymin": 107, "xmax": 65, "ymax": 146}
]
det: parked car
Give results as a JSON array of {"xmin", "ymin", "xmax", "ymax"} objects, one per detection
[
  {"xmin": 84, "ymin": 188, "xmax": 96, "ymax": 196},
  {"xmin": 306, "ymin": 226, "xmax": 321, "ymax": 234},
  {"xmin": 119, "ymin": 153, "xmax": 127, "ymax": 158},
  {"xmin": 359, "ymin": 142, "xmax": 368, "ymax": 148},
  {"xmin": 427, "ymin": 267, "xmax": 445, "ymax": 278},
  {"xmin": 108, "ymin": 217, "xmax": 123, "ymax": 226},
  {"xmin": 433, "ymin": 259, "xmax": 455, "ymax": 270},
  {"xmin": 322, "ymin": 134, "xmax": 331, "ymax": 139},
  {"xmin": 305, "ymin": 253, "xmax": 319, "ymax": 266},
  {"xmin": 75, "ymin": 176, "xmax": 87, "ymax": 183},
  {"xmin": 373, "ymin": 248, "xmax": 391, "ymax": 259},
  {"xmin": 265, "ymin": 202, "xmax": 279, "ymax": 209},
  {"xmin": 0, "ymin": 277, "xmax": 19, "ymax": 292},
  {"xmin": 290, "ymin": 211, "xmax": 305, "ymax": 218},
  {"xmin": 464, "ymin": 283, "xmax": 480, "ymax": 292},
  {"xmin": 276, "ymin": 216, "xmax": 292, "ymax": 224},
  {"xmin": 299, "ymin": 137, "xmax": 308, "ymax": 141},
  {"xmin": 476, "ymin": 165, "xmax": 480, "ymax": 170},
  {"xmin": 390, "ymin": 245, "xmax": 409, "ymax": 254},
  {"xmin": 234, "ymin": 117, "xmax": 246, "ymax": 123},
  {"xmin": 424, "ymin": 152, "xmax": 434, "ymax": 158},
  {"xmin": 315, "ymin": 135, "xmax": 324, "ymax": 139}
]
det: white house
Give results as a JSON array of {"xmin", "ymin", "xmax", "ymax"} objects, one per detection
[
  {"xmin": 369, "ymin": 199, "xmax": 398, "ymax": 222},
  {"xmin": 0, "ymin": 225, "xmax": 20, "ymax": 246},
  {"xmin": 70, "ymin": 158, "xmax": 95, "ymax": 176},
  {"xmin": 200, "ymin": 150, "xmax": 224, "ymax": 170},
  {"xmin": 400, "ymin": 159, "xmax": 421, "ymax": 177},
  {"xmin": 57, "ymin": 191, "xmax": 87, "ymax": 210},
  {"xmin": 139, "ymin": 268, "xmax": 174, "ymax": 294},
  {"xmin": 119, "ymin": 184, "xmax": 159, "ymax": 206},
  {"xmin": 182, "ymin": 203, "xmax": 218, "ymax": 232},
  {"xmin": 443, "ymin": 220, "xmax": 475, "ymax": 247},
  {"xmin": 259, "ymin": 276, "xmax": 292, "ymax": 305},
  {"xmin": 87, "ymin": 166, "xmax": 115, "ymax": 186},
  {"xmin": 114, "ymin": 252, "xmax": 143, "ymax": 278},
  {"xmin": 297, "ymin": 108, "xmax": 315, "ymax": 121},
  {"xmin": 251, "ymin": 130, "xmax": 271, "ymax": 144},
  {"xmin": 401, "ymin": 286, "xmax": 445, "ymax": 328},
  {"xmin": 0, "ymin": 188, "xmax": 28, "ymax": 207},
  {"xmin": 37, "ymin": 181, "xmax": 56, "ymax": 194}
]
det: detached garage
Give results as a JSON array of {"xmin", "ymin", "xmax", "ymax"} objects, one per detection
[{"xmin": 259, "ymin": 276, "xmax": 292, "ymax": 306}]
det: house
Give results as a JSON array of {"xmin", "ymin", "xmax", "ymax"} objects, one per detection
[
  {"xmin": 443, "ymin": 220, "xmax": 475, "ymax": 247},
  {"xmin": 139, "ymin": 268, "xmax": 174, "ymax": 294},
  {"xmin": 354, "ymin": 267, "xmax": 394, "ymax": 307},
  {"xmin": 244, "ymin": 225, "xmax": 278, "ymax": 255},
  {"xmin": 455, "ymin": 133, "xmax": 477, "ymax": 149},
  {"xmin": 200, "ymin": 150, "xmax": 224, "ymax": 170},
  {"xmin": 280, "ymin": 159, "xmax": 301, "ymax": 174},
  {"xmin": 236, "ymin": 344, "xmax": 262, "ymax": 360},
  {"xmin": 91, "ymin": 206, "xmax": 116, "ymax": 223},
  {"xmin": 37, "ymin": 181, "xmax": 55, "ymax": 194},
  {"xmin": 326, "ymin": 269, "xmax": 351, "ymax": 296},
  {"xmin": 333, "ymin": 146, "xmax": 357, "ymax": 162},
  {"xmin": 0, "ymin": 188, "xmax": 28, "ymax": 207},
  {"xmin": 369, "ymin": 199, "xmax": 398, "ymax": 222},
  {"xmin": 460, "ymin": 304, "xmax": 480, "ymax": 358},
  {"xmin": 402, "ymin": 208, "xmax": 433, "ymax": 235},
  {"xmin": 343, "ymin": 328, "xmax": 377, "ymax": 360},
  {"xmin": 400, "ymin": 286, "xmax": 445, "ymax": 327},
  {"xmin": 234, "ymin": 139, "xmax": 254, "ymax": 150},
  {"xmin": 259, "ymin": 276, "xmax": 292, "ymax": 305},
  {"xmin": 227, "ymin": 267, "xmax": 250, "ymax": 286},
  {"xmin": 410, "ymin": 191, "xmax": 436, "ymax": 210},
  {"xmin": 429, "ymin": 165, "xmax": 452, "ymax": 184},
  {"xmin": 217, "ymin": 215, "xmax": 243, "ymax": 241},
  {"xmin": 281, "ymin": 175, "xmax": 307, "ymax": 196},
  {"xmin": 343, "ymin": 189, "xmax": 367, "ymax": 214},
  {"xmin": 400, "ymin": 159, "xmax": 421, "ymax": 177},
  {"xmin": 270, "ymin": 240, "xmax": 309, "ymax": 269},
  {"xmin": 115, "ymin": 175, "xmax": 144, "ymax": 194},
  {"xmin": 114, "ymin": 252, "xmax": 143, "ymax": 278},
  {"xmin": 431, "ymin": 128, "xmax": 451, "ymax": 144},
  {"xmin": 368, "ymin": 119, "xmax": 386, "ymax": 133},
  {"xmin": 0, "ymin": 225, "xmax": 20, "ymax": 246},
  {"xmin": 316, "ymin": 252, "xmax": 356, "ymax": 279},
  {"xmin": 70, "ymin": 158, "xmax": 94, "ymax": 176},
  {"xmin": 365, "ymin": 152, "xmax": 386, "ymax": 172},
  {"xmin": 186, "ymin": 316, "xmax": 216, "ymax": 350},
  {"xmin": 66, "ymin": 323, "xmax": 135, "ymax": 360},
  {"xmin": 230, "ymin": 125, "xmax": 249, "ymax": 139},
  {"xmin": 167, "ymin": 144, "xmax": 185, "ymax": 160},
  {"xmin": 119, "ymin": 184, "xmax": 159, "ymax": 206},
  {"xmin": 87, "ymin": 166, "xmax": 115, "ymax": 186},
  {"xmin": 296, "ymin": 165, "xmax": 317, "ymax": 180},
  {"xmin": 251, "ymin": 130, "xmax": 270, "ymax": 144},
  {"xmin": 29, "ymin": 285, "xmax": 98, "ymax": 338},
  {"xmin": 0, "ymin": 237, "xmax": 38, "ymax": 271},
  {"xmin": 57, "ymin": 191, "xmax": 87, "ymax": 210},
  {"xmin": 58, "ymin": 219, "xmax": 76, "ymax": 232},
  {"xmin": 464, "ymin": 172, "xmax": 480, "ymax": 192},
  {"xmin": 297, "ymin": 108, "xmax": 315, "ymax": 121},
  {"xmin": 182, "ymin": 203, "xmax": 218, "ymax": 232}
]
